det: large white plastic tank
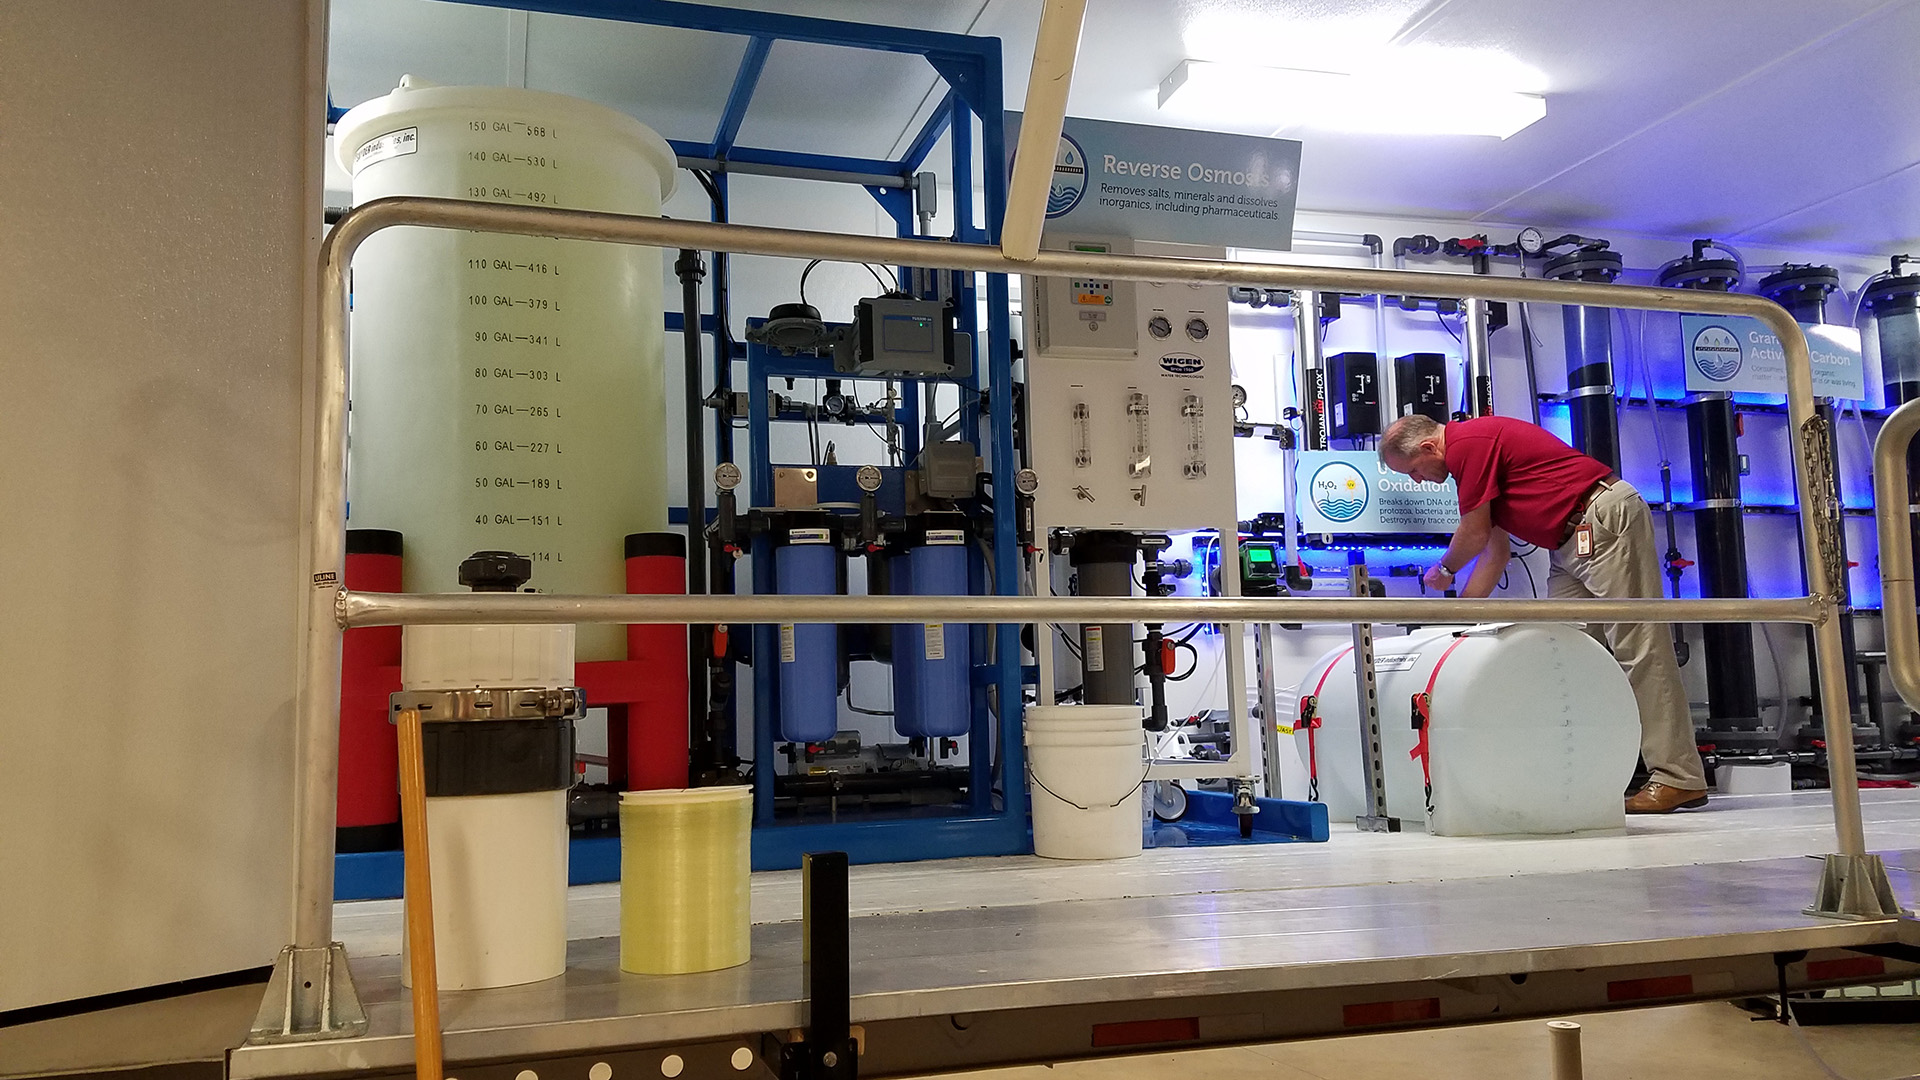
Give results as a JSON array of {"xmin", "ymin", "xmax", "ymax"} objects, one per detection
[
  {"xmin": 1279, "ymin": 624, "xmax": 1640, "ymax": 835},
  {"xmin": 333, "ymin": 78, "xmax": 677, "ymax": 659}
]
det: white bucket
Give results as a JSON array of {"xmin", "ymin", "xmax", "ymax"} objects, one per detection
[
  {"xmin": 1026, "ymin": 707, "xmax": 1146, "ymax": 860},
  {"xmin": 1026, "ymin": 704, "xmax": 1143, "ymax": 733}
]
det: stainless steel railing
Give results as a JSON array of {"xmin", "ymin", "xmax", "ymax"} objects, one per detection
[
  {"xmin": 294, "ymin": 195, "xmax": 1867, "ymax": 962},
  {"xmin": 1873, "ymin": 400, "xmax": 1920, "ymax": 712}
]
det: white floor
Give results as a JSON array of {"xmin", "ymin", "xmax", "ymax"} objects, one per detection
[{"xmin": 332, "ymin": 787, "xmax": 1920, "ymax": 959}]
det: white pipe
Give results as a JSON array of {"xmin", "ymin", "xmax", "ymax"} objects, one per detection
[
  {"xmin": 1548, "ymin": 1020, "xmax": 1583, "ymax": 1080},
  {"xmin": 1002, "ymin": 0, "xmax": 1088, "ymax": 262}
]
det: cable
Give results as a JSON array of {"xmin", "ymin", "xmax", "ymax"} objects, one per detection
[
  {"xmin": 861, "ymin": 263, "xmax": 895, "ymax": 294},
  {"xmin": 798, "ymin": 258, "xmax": 823, "ymax": 308},
  {"xmin": 844, "ymin": 686, "xmax": 893, "ymax": 717}
]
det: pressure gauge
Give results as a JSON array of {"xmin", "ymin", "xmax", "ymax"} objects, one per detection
[
  {"xmin": 1147, "ymin": 315, "xmax": 1173, "ymax": 339},
  {"xmin": 1185, "ymin": 316, "xmax": 1210, "ymax": 341},
  {"xmin": 1231, "ymin": 384, "xmax": 1248, "ymax": 409},
  {"xmin": 1517, "ymin": 227, "xmax": 1546, "ymax": 256},
  {"xmin": 1013, "ymin": 468, "xmax": 1040, "ymax": 496},
  {"xmin": 855, "ymin": 464, "xmax": 883, "ymax": 493},
  {"xmin": 714, "ymin": 462, "xmax": 742, "ymax": 491}
]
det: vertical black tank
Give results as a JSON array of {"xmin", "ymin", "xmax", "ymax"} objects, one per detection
[
  {"xmin": 1543, "ymin": 245, "xmax": 1625, "ymax": 470},
  {"xmin": 1756, "ymin": 265, "xmax": 1860, "ymax": 722},
  {"xmin": 1659, "ymin": 244, "xmax": 1759, "ymax": 729}
]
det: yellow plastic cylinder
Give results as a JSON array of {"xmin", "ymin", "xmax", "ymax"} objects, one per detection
[{"xmin": 619, "ymin": 787, "xmax": 751, "ymax": 974}]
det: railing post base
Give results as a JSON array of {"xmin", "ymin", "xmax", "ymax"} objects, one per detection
[
  {"xmin": 247, "ymin": 943, "xmax": 369, "ymax": 1044},
  {"xmin": 1803, "ymin": 853, "xmax": 1909, "ymax": 921}
]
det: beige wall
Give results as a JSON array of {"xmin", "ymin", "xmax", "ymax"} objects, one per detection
[{"xmin": 0, "ymin": 0, "xmax": 325, "ymax": 1011}]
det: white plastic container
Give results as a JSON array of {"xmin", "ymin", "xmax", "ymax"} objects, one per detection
[
  {"xmin": 1718, "ymin": 761, "xmax": 1792, "ymax": 795},
  {"xmin": 334, "ymin": 78, "xmax": 678, "ymax": 660},
  {"xmin": 400, "ymin": 621, "xmax": 574, "ymax": 991},
  {"xmin": 1283, "ymin": 624, "xmax": 1640, "ymax": 835},
  {"xmin": 1026, "ymin": 705, "xmax": 1147, "ymax": 859}
]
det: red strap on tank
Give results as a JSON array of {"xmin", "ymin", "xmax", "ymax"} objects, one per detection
[
  {"xmin": 1409, "ymin": 634, "xmax": 1471, "ymax": 814},
  {"xmin": 1301, "ymin": 645, "xmax": 1357, "ymax": 802}
]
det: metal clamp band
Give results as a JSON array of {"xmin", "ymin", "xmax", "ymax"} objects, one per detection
[
  {"xmin": 1683, "ymin": 499, "xmax": 1744, "ymax": 511},
  {"xmin": 390, "ymin": 686, "xmax": 587, "ymax": 723},
  {"xmin": 1679, "ymin": 392, "xmax": 1733, "ymax": 407},
  {"xmin": 1561, "ymin": 384, "xmax": 1616, "ymax": 400}
]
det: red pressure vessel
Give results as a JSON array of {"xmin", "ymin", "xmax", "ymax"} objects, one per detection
[
  {"xmin": 624, "ymin": 532, "xmax": 689, "ymax": 790},
  {"xmin": 337, "ymin": 529, "xmax": 404, "ymax": 852}
]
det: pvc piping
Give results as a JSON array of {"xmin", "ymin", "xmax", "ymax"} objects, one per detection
[
  {"xmin": 1001, "ymin": 0, "xmax": 1087, "ymax": 262},
  {"xmin": 1548, "ymin": 1021, "xmax": 1582, "ymax": 1080},
  {"xmin": 341, "ymin": 590, "xmax": 1824, "ymax": 629},
  {"xmin": 300, "ymin": 196, "xmax": 1863, "ymax": 963}
]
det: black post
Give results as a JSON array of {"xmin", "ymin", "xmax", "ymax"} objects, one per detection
[
  {"xmin": 676, "ymin": 250, "xmax": 714, "ymax": 778},
  {"xmin": 801, "ymin": 851, "xmax": 856, "ymax": 1080}
]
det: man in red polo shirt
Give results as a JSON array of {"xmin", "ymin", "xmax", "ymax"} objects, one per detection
[{"xmin": 1380, "ymin": 413, "xmax": 1708, "ymax": 814}]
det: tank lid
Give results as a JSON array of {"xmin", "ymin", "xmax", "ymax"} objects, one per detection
[
  {"xmin": 332, "ymin": 77, "xmax": 678, "ymax": 203},
  {"xmin": 1541, "ymin": 247, "xmax": 1622, "ymax": 282},
  {"xmin": 1863, "ymin": 256, "xmax": 1920, "ymax": 315},
  {"xmin": 1756, "ymin": 263, "xmax": 1840, "ymax": 299}
]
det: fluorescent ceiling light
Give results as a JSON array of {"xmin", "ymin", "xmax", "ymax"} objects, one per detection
[{"xmin": 1159, "ymin": 59, "xmax": 1546, "ymax": 139}]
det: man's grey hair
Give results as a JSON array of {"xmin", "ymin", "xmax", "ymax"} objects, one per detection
[{"xmin": 1381, "ymin": 414, "xmax": 1444, "ymax": 462}]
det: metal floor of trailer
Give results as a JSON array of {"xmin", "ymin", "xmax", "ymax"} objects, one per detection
[
  {"xmin": 5, "ymin": 790, "xmax": 1916, "ymax": 1079},
  {"xmin": 216, "ymin": 789, "xmax": 1920, "ymax": 1080}
]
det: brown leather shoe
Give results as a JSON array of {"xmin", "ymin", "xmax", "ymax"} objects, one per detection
[{"xmin": 1625, "ymin": 782, "xmax": 1709, "ymax": 814}]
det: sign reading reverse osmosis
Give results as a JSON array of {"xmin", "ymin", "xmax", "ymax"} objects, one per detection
[
  {"xmin": 1680, "ymin": 315, "xmax": 1864, "ymax": 399},
  {"xmin": 1005, "ymin": 113, "xmax": 1301, "ymax": 250},
  {"xmin": 1295, "ymin": 451, "xmax": 1460, "ymax": 535}
]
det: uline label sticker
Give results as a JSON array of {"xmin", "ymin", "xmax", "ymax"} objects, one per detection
[
  {"xmin": 312, "ymin": 571, "xmax": 338, "ymax": 588},
  {"xmin": 352, "ymin": 127, "xmax": 417, "ymax": 172},
  {"xmin": 924, "ymin": 623, "xmax": 946, "ymax": 661},
  {"xmin": 779, "ymin": 624, "xmax": 797, "ymax": 664}
]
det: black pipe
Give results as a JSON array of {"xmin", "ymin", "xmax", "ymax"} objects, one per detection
[
  {"xmin": 1660, "ymin": 246, "xmax": 1760, "ymax": 729},
  {"xmin": 1070, "ymin": 531, "xmax": 1141, "ymax": 709},
  {"xmin": 1543, "ymin": 247, "xmax": 1624, "ymax": 471},
  {"xmin": 675, "ymin": 250, "xmax": 715, "ymax": 778},
  {"xmin": 1757, "ymin": 265, "xmax": 1861, "ymax": 723},
  {"xmin": 773, "ymin": 768, "xmax": 968, "ymax": 798}
]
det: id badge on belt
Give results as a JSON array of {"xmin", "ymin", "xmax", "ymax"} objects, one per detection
[{"xmin": 1574, "ymin": 523, "xmax": 1594, "ymax": 558}]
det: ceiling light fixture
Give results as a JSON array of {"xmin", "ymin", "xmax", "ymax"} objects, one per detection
[{"xmin": 1158, "ymin": 58, "xmax": 1546, "ymax": 140}]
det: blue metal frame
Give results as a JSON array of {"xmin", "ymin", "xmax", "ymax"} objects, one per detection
[{"xmin": 330, "ymin": 0, "xmax": 1026, "ymax": 893}]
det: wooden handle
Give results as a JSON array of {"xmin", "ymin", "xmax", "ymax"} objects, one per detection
[{"xmin": 397, "ymin": 707, "xmax": 444, "ymax": 1080}]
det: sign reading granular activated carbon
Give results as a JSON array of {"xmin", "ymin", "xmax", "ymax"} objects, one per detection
[
  {"xmin": 1680, "ymin": 315, "xmax": 1864, "ymax": 399},
  {"xmin": 1005, "ymin": 113, "xmax": 1300, "ymax": 250},
  {"xmin": 1295, "ymin": 450, "xmax": 1460, "ymax": 535}
]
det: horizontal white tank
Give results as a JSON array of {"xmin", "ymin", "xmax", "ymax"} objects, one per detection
[
  {"xmin": 1280, "ymin": 623, "xmax": 1640, "ymax": 835},
  {"xmin": 333, "ymin": 78, "xmax": 677, "ymax": 660}
]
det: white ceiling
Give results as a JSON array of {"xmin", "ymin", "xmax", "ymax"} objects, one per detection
[{"xmin": 327, "ymin": 0, "xmax": 1920, "ymax": 256}]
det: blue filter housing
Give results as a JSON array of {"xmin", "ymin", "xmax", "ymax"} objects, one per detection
[
  {"xmin": 889, "ymin": 549, "xmax": 920, "ymax": 735},
  {"xmin": 897, "ymin": 516, "xmax": 971, "ymax": 738},
  {"xmin": 774, "ymin": 517, "xmax": 839, "ymax": 743}
]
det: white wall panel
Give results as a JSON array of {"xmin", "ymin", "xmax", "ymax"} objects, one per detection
[{"xmin": 0, "ymin": 0, "xmax": 323, "ymax": 1012}]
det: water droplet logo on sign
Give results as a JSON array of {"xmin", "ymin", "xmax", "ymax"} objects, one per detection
[
  {"xmin": 1309, "ymin": 461, "xmax": 1370, "ymax": 524},
  {"xmin": 1691, "ymin": 325, "xmax": 1743, "ymax": 382},
  {"xmin": 1046, "ymin": 133, "xmax": 1089, "ymax": 218}
]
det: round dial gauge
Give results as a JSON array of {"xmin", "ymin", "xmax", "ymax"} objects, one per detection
[
  {"xmin": 1013, "ymin": 468, "xmax": 1040, "ymax": 496},
  {"xmin": 714, "ymin": 462, "xmax": 742, "ymax": 491},
  {"xmin": 1517, "ymin": 226, "xmax": 1546, "ymax": 256},
  {"xmin": 1231, "ymin": 384, "xmax": 1248, "ymax": 409},
  {"xmin": 1147, "ymin": 315, "xmax": 1173, "ymax": 339},
  {"xmin": 855, "ymin": 464, "xmax": 883, "ymax": 493},
  {"xmin": 1185, "ymin": 317, "xmax": 1210, "ymax": 341}
]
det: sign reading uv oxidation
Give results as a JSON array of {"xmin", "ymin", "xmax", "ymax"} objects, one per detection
[
  {"xmin": 1295, "ymin": 451, "xmax": 1460, "ymax": 535},
  {"xmin": 1004, "ymin": 113, "xmax": 1301, "ymax": 250},
  {"xmin": 1680, "ymin": 315, "xmax": 1864, "ymax": 399}
]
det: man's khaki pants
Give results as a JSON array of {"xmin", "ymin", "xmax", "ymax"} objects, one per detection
[{"xmin": 1547, "ymin": 480, "xmax": 1707, "ymax": 792}]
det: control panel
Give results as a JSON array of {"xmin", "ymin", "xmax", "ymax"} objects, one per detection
[{"xmin": 1025, "ymin": 237, "xmax": 1236, "ymax": 531}]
